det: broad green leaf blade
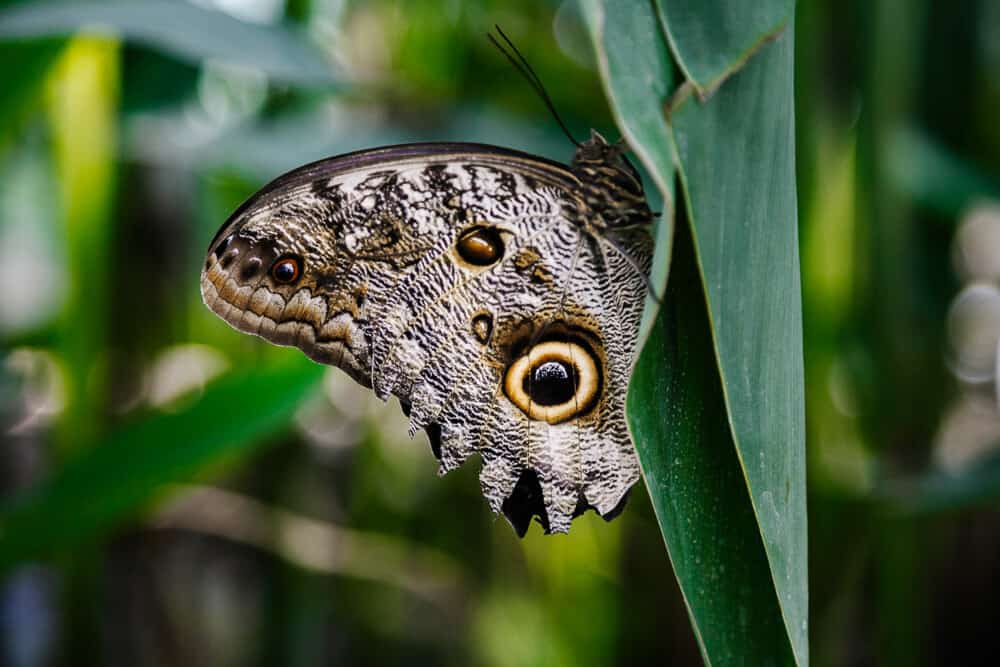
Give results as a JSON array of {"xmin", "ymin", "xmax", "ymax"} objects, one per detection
[
  {"xmin": 580, "ymin": 0, "xmax": 674, "ymax": 340},
  {"xmin": 584, "ymin": 2, "xmax": 805, "ymax": 663},
  {"xmin": 671, "ymin": 28, "xmax": 807, "ymax": 664},
  {"xmin": 0, "ymin": 0, "xmax": 337, "ymax": 85},
  {"xmin": 0, "ymin": 357, "xmax": 323, "ymax": 570},
  {"xmin": 655, "ymin": 0, "xmax": 793, "ymax": 95},
  {"xmin": 629, "ymin": 221, "xmax": 796, "ymax": 665}
]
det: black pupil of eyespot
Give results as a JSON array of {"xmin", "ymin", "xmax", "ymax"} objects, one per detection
[
  {"xmin": 524, "ymin": 360, "xmax": 577, "ymax": 406},
  {"xmin": 274, "ymin": 260, "xmax": 297, "ymax": 281}
]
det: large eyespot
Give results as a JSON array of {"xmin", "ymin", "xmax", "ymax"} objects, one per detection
[
  {"xmin": 271, "ymin": 256, "xmax": 302, "ymax": 284},
  {"xmin": 503, "ymin": 340, "xmax": 600, "ymax": 424},
  {"xmin": 456, "ymin": 226, "xmax": 503, "ymax": 266}
]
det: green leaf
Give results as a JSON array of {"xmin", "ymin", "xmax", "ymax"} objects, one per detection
[
  {"xmin": 48, "ymin": 37, "xmax": 119, "ymax": 451},
  {"xmin": 655, "ymin": 0, "xmax": 793, "ymax": 95},
  {"xmin": 0, "ymin": 0, "xmax": 337, "ymax": 85},
  {"xmin": 888, "ymin": 125, "xmax": 1000, "ymax": 220},
  {"xmin": 0, "ymin": 39, "xmax": 64, "ymax": 151},
  {"xmin": 630, "ymin": 221, "xmax": 797, "ymax": 665},
  {"xmin": 879, "ymin": 450, "xmax": 1000, "ymax": 516},
  {"xmin": 586, "ymin": 1, "xmax": 807, "ymax": 663},
  {"xmin": 671, "ymin": 27, "xmax": 807, "ymax": 664},
  {"xmin": 580, "ymin": 0, "xmax": 675, "ymax": 340},
  {"xmin": 0, "ymin": 357, "xmax": 323, "ymax": 570}
]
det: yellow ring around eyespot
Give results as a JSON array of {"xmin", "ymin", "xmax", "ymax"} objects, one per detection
[{"xmin": 503, "ymin": 340, "xmax": 599, "ymax": 424}]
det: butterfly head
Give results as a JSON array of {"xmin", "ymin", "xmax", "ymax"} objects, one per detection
[{"xmin": 570, "ymin": 130, "xmax": 651, "ymax": 229}]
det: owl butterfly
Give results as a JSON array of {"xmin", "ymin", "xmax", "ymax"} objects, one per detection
[{"xmin": 201, "ymin": 32, "xmax": 654, "ymax": 536}]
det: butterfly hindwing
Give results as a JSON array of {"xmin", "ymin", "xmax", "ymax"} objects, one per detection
[{"xmin": 201, "ymin": 140, "xmax": 653, "ymax": 535}]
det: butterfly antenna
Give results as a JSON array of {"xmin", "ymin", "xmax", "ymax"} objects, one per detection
[{"xmin": 488, "ymin": 25, "xmax": 581, "ymax": 148}]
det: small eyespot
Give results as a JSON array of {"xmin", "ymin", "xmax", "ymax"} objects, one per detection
[
  {"xmin": 271, "ymin": 256, "xmax": 302, "ymax": 284},
  {"xmin": 456, "ymin": 226, "xmax": 504, "ymax": 266},
  {"xmin": 220, "ymin": 247, "xmax": 239, "ymax": 269},
  {"xmin": 240, "ymin": 257, "xmax": 262, "ymax": 280},
  {"xmin": 471, "ymin": 313, "xmax": 493, "ymax": 344},
  {"xmin": 503, "ymin": 340, "xmax": 601, "ymax": 424}
]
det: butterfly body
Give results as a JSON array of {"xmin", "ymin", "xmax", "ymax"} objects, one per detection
[{"xmin": 202, "ymin": 132, "xmax": 653, "ymax": 535}]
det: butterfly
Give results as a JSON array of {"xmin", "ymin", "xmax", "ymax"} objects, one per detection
[{"xmin": 200, "ymin": 30, "xmax": 655, "ymax": 536}]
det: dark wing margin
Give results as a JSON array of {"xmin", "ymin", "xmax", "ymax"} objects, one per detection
[{"xmin": 208, "ymin": 142, "xmax": 581, "ymax": 251}]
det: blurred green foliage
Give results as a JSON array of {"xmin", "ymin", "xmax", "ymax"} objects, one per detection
[{"xmin": 0, "ymin": 1, "xmax": 998, "ymax": 666}]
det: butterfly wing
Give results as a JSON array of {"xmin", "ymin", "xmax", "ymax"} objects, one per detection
[{"xmin": 201, "ymin": 143, "xmax": 652, "ymax": 534}]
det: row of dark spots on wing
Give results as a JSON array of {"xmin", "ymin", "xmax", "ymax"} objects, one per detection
[
  {"xmin": 208, "ymin": 232, "xmax": 274, "ymax": 282},
  {"xmin": 422, "ymin": 163, "xmax": 459, "ymax": 195},
  {"xmin": 462, "ymin": 163, "xmax": 519, "ymax": 200},
  {"xmin": 311, "ymin": 178, "xmax": 347, "ymax": 206}
]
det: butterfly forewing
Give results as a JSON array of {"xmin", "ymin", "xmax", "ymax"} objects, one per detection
[{"xmin": 201, "ymin": 140, "xmax": 653, "ymax": 535}]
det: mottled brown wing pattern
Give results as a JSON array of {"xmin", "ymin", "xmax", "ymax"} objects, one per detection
[{"xmin": 201, "ymin": 138, "xmax": 653, "ymax": 535}]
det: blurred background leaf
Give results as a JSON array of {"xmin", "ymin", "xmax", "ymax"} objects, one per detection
[
  {"xmin": 46, "ymin": 36, "xmax": 119, "ymax": 453},
  {"xmin": 878, "ymin": 448, "xmax": 1000, "ymax": 516},
  {"xmin": 0, "ymin": 38, "xmax": 64, "ymax": 150},
  {"xmin": 0, "ymin": 0, "xmax": 338, "ymax": 85},
  {"xmin": 0, "ymin": 357, "xmax": 323, "ymax": 570},
  {"xmin": 889, "ymin": 125, "xmax": 1000, "ymax": 219}
]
